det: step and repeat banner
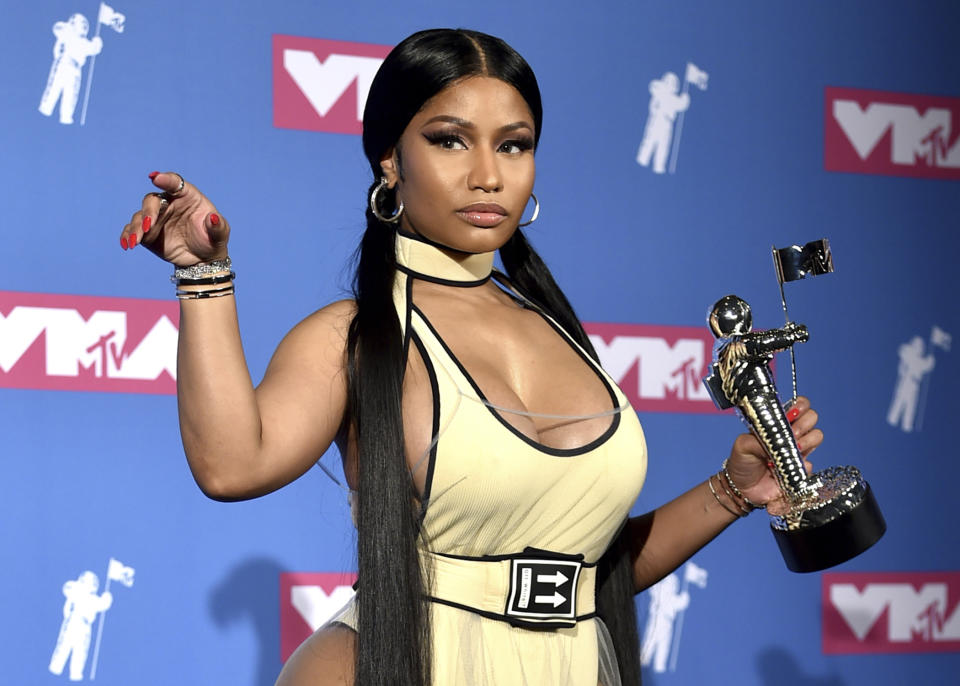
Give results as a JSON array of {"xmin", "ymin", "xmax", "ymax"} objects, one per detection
[{"xmin": 2, "ymin": 1, "xmax": 958, "ymax": 684}]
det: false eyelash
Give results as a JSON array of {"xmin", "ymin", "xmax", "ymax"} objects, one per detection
[
  {"xmin": 501, "ymin": 138, "xmax": 535, "ymax": 152},
  {"xmin": 422, "ymin": 130, "xmax": 464, "ymax": 147}
]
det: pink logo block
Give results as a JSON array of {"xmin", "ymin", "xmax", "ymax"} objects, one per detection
[
  {"xmin": 0, "ymin": 291, "xmax": 178, "ymax": 394},
  {"xmin": 279, "ymin": 571, "xmax": 357, "ymax": 661},
  {"xmin": 825, "ymin": 86, "xmax": 960, "ymax": 179},
  {"xmin": 823, "ymin": 571, "xmax": 960, "ymax": 654},
  {"xmin": 584, "ymin": 322, "xmax": 720, "ymax": 414},
  {"xmin": 273, "ymin": 35, "xmax": 392, "ymax": 135}
]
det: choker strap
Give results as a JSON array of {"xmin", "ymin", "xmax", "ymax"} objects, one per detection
[{"xmin": 395, "ymin": 231, "xmax": 494, "ymax": 286}]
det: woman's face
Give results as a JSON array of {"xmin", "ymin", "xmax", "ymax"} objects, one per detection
[{"xmin": 382, "ymin": 76, "xmax": 536, "ymax": 254}]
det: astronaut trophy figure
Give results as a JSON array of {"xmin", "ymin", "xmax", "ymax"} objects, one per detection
[
  {"xmin": 705, "ymin": 295, "xmax": 885, "ymax": 572},
  {"xmin": 708, "ymin": 295, "xmax": 816, "ymax": 504}
]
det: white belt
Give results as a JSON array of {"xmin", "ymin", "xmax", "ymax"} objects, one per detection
[{"xmin": 420, "ymin": 548, "xmax": 598, "ymax": 629}]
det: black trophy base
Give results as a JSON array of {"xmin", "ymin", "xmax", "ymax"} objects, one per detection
[{"xmin": 771, "ymin": 483, "xmax": 886, "ymax": 573}]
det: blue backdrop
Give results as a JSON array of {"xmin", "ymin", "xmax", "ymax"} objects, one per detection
[{"xmin": 2, "ymin": 1, "xmax": 958, "ymax": 684}]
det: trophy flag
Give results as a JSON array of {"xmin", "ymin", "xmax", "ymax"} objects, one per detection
[
  {"xmin": 771, "ymin": 238, "xmax": 834, "ymax": 399},
  {"xmin": 772, "ymin": 239, "xmax": 834, "ymax": 284}
]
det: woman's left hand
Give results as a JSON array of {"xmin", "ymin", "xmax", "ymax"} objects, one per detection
[{"xmin": 724, "ymin": 396, "xmax": 824, "ymax": 506}]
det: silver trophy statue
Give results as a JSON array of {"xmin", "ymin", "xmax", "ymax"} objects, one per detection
[{"xmin": 703, "ymin": 239, "xmax": 885, "ymax": 573}]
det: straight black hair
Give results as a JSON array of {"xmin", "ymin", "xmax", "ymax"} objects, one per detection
[{"xmin": 347, "ymin": 27, "xmax": 641, "ymax": 686}]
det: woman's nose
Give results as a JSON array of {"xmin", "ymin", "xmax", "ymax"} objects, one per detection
[{"xmin": 467, "ymin": 148, "xmax": 502, "ymax": 192}]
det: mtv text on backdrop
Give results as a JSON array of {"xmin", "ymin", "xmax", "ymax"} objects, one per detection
[
  {"xmin": 0, "ymin": 291, "xmax": 178, "ymax": 394},
  {"xmin": 823, "ymin": 571, "xmax": 960, "ymax": 654},
  {"xmin": 825, "ymin": 87, "xmax": 960, "ymax": 179},
  {"xmin": 585, "ymin": 322, "xmax": 718, "ymax": 414}
]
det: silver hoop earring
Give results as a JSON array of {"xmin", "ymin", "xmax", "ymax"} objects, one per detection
[
  {"xmin": 518, "ymin": 192, "xmax": 539, "ymax": 227},
  {"xmin": 369, "ymin": 177, "xmax": 404, "ymax": 224}
]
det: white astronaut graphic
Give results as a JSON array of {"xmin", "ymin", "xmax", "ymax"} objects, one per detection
[
  {"xmin": 640, "ymin": 561, "xmax": 707, "ymax": 673},
  {"xmin": 49, "ymin": 571, "xmax": 112, "ymax": 681},
  {"xmin": 640, "ymin": 573, "xmax": 688, "ymax": 672},
  {"xmin": 49, "ymin": 558, "xmax": 134, "ymax": 681},
  {"xmin": 887, "ymin": 335, "xmax": 937, "ymax": 432},
  {"xmin": 636, "ymin": 72, "xmax": 690, "ymax": 174},
  {"xmin": 636, "ymin": 63, "xmax": 708, "ymax": 174},
  {"xmin": 38, "ymin": 14, "xmax": 102, "ymax": 125}
]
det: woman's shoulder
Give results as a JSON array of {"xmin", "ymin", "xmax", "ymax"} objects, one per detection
[
  {"xmin": 273, "ymin": 299, "xmax": 357, "ymax": 366},
  {"xmin": 302, "ymin": 298, "xmax": 357, "ymax": 326},
  {"xmin": 294, "ymin": 298, "xmax": 356, "ymax": 332}
]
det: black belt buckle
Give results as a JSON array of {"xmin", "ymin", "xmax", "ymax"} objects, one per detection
[{"xmin": 505, "ymin": 550, "xmax": 583, "ymax": 628}]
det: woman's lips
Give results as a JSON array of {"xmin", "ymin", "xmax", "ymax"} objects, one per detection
[{"xmin": 456, "ymin": 203, "xmax": 507, "ymax": 227}]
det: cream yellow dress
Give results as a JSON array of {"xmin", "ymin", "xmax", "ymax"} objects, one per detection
[{"xmin": 331, "ymin": 232, "xmax": 648, "ymax": 685}]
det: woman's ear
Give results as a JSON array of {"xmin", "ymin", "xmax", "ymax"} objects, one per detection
[{"xmin": 379, "ymin": 149, "xmax": 399, "ymax": 187}]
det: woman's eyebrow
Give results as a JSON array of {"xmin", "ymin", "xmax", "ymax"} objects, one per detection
[{"xmin": 422, "ymin": 115, "xmax": 534, "ymax": 134}]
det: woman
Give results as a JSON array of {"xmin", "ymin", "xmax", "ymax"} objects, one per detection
[{"xmin": 119, "ymin": 29, "xmax": 821, "ymax": 686}]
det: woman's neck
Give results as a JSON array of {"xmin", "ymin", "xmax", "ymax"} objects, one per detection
[{"xmin": 394, "ymin": 230, "xmax": 495, "ymax": 287}]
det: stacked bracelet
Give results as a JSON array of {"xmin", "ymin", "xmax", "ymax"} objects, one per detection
[
  {"xmin": 721, "ymin": 459, "xmax": 761, "ymax": 511},
  {"xmin": 708, "ymin": 474, "xmax": 748, "ymax": 518},
  {"xmin": 175, "ymin": 272, "xmax": 235, "ymax": 286},
  {"xmin": 172, "ymin": 258, "xmax": 235, "ymax": 300},
  {"xmin": 171, "ymin": 257, "xmax": 232, "ymax": 282},
  {"xmin": 708, "ymin": 465, "xmax": 759, "ymax": 518}
]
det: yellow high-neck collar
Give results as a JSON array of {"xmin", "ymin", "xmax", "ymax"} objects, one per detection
[{"xmin": 394, "ymin": 231, "xmax": 495, "ymax": 286}]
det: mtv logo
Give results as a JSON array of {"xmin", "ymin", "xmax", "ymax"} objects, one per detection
[
  {"xmin": 825, "ymin": 86, "xmax": 960, "ymax": 180},
  {"xmin": 0, "ymin": 291, "xmax": 178, "ymax": 394},
  {"xmin": 279, "ymin": 572, "xmax": 357, "ymax": 661},
  {"xmin": 823, "ymin": 571, "xmax": 960, "ymax": 654},
  {"xmin": 585, "ymin": 322, "xmax": 717, "ymax": 414},
  {"xmin": 273, "ymin": 35, "xmax": 392, "ymax": 135}
]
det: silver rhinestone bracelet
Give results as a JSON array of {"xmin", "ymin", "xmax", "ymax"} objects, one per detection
[{"xmin": 171, "ymin": 257, "xmax": 232, "ymax": 283}]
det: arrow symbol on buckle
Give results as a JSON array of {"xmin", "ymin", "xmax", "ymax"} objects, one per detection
[
  {"xmin": 536, "ymin": 571, "xmax": 568, "ymax": 587},
  {"xmin": 535, "ymin": 592, "xmax": 566, "ymax": 608}
]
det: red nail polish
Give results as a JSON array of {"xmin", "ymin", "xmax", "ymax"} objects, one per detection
[
  {"xmin": 129, "ymin": 234, "xmax": 138, "ymax": 248},
  {"xmin": 210, "ymin": 213, "xmax": 220, "ymax": 226},
  {"xmin": 142, "ymin": 216, "xmax": 152, "ymax": 233},
  {"xmin": 120, "ymin": 236, "xmax": 128, "ymax": 250},
  {"xmin": 149, "ymin": 171, "xmax": 159, "ymax": 180},
  {"xmin": 787, "ymin": 407, "xmax": 800, "ymax": 422}
]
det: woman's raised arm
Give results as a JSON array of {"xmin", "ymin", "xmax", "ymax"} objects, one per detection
[{"xmin": 121, "ymin": 172, "xmax": 352, "ymax": 501}]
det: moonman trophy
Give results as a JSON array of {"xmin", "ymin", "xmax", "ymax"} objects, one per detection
[{"xmin": 703, "ymin": 239, "xmax": 885, "ymax": 573}]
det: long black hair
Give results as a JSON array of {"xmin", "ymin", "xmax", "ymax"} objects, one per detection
[{"xmin": 347, "ymin": 28, "xmax": 641, "ymax": 686}]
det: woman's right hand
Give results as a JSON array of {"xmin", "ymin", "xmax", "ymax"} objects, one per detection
[{"xmin": 120, "ymin": 171, "xmax": 230, "ymax": 267}]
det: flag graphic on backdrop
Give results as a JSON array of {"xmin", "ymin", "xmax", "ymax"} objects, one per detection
[
  {"xmin": 78, "ymin": 3, "xmax": 125, "ymax": 126},
  {"xmin": 97, "ymin": 3, "xmax": 125, "ymax": 32},
  {"xmin": 88, "ymin": 558, "xmax": 135, "ymax": 680}
]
